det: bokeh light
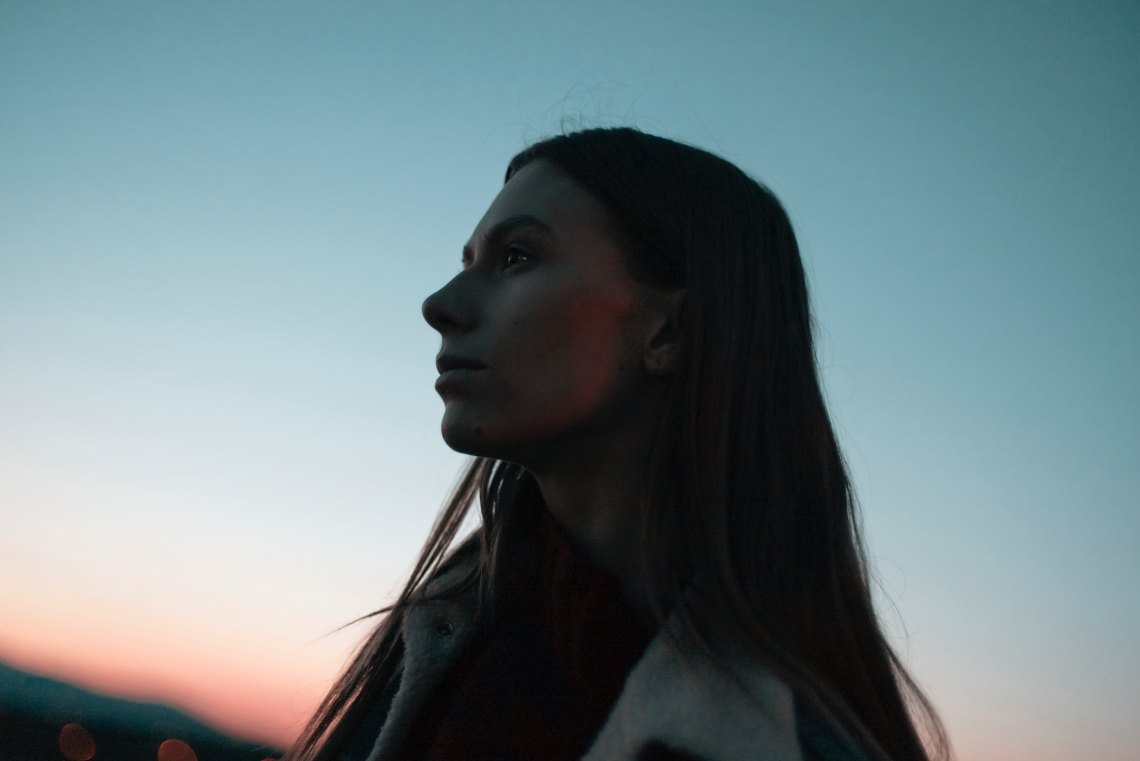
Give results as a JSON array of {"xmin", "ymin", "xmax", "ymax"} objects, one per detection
[
  {"xmin": 57, "ymin": 722, "xmax": 96, "ymax": 761},
  {"xmin": 157, "ymin": 738, "xmax": 197, "ymax": 761}
]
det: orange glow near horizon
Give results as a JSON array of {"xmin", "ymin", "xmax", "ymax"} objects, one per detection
[
  {"xmin": 0, "ymin": 617, "xmax": 359, "ymax": 749},
  {"xmin": 0, "ymin": 643, "xmax": 323, "ymax": 749},
  {"xmin": 0, "ymin": 524, "xmax": 383, "ymax": 750}
]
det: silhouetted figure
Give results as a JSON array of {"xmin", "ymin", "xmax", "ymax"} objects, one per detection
[{"xmin": 286, "ymin": 128, "xmax": 950, "ymax": 761}]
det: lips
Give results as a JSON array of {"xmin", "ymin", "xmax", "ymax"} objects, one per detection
[
  {"xmin": 434, "ymin": 355, "xmax": 485, "ymax": 395},
  {"xmin": 435, "ymin": 354, "xmax": 486, "ymax": 374}
]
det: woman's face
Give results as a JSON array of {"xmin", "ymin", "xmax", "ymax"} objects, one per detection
[{"xmin": 422, "ymin": 160, "xmax": 663, "ymax": 466}]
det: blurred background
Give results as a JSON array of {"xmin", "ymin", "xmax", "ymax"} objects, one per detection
[{"xmin": 1, "ymin": 2, "xmax": 1137, "ymax": 759}]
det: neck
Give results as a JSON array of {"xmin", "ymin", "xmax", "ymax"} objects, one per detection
[{"xmin": 523, "ymin": 409, "xmax": 663, "ymax": 614}]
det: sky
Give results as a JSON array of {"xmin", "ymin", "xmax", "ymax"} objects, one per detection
[{"xmin": 1, "ymin": 1, "xmax": 1137, "ymax": 758}]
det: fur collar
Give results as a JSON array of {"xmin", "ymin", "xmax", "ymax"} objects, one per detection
[
  {"xmin": 580, "ymin": 624, "xmax": 802, "ymax": 761},
  {"xmin": 361, "ymin": 536, "xmax": 806, "ymax": 761}
]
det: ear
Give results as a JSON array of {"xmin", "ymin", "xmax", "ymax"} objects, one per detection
[{"xmin": 642, "ymin": 288, "xmax": 685, "ymax": 377}]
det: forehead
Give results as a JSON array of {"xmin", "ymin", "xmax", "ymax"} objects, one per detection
[{"xmin": 468, "ymin": 160, "xmax": 617, "ymax": 248}]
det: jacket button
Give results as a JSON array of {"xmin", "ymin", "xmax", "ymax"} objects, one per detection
[{"xmin": 435, "ymin": 621, "xmax": 454, "ymax": 636}]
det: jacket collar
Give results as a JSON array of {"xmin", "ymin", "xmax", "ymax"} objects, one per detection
[{"xmin": 363, "ymin": 533, "xmax": 806, "ymax": 761}]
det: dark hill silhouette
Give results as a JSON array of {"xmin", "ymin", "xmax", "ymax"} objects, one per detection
[{"xmin": 0, "ymin": 660, "xmax": 282, "ymax": 761}]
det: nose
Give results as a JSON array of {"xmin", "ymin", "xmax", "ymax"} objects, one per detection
[{"xmin": 422, "ymin": 274, "xmax": 475, "ymax": 334}]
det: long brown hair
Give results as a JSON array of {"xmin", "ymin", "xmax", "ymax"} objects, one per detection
[{"xmin": 286, "ymin": 128, "xmax": 950, "ymax": 761}]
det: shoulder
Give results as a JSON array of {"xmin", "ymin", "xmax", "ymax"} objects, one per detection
[
  {"xmin": 585, "ymin": 630, "xmax": 876, "ymax": 761},
  {"xmin": 793, "ymin": 696, "xmax": 877, "ymax": 761},
  {"xmin": 622, "ymin": 707, "xmax": 877, "ymax": 761},
  {"xmin": 421, "ymin": 531, "xmax": 482, "ymax": 597}
]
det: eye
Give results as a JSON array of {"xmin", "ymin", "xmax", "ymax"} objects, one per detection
[{"xmin": 504, "ymin": 246, "xmax": 531, "ymax": 269}]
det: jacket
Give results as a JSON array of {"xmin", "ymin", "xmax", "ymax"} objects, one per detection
[{"xmin": 344, "ymin": 537, "xmax": 874, "ymax": 761}]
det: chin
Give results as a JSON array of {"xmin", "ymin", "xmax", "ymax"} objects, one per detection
[
  {"xmin": 439, "ymin": 410, "xmax": 542, "ymax": 465},
  {"xmin": 439, "ymin": 407, "xmax": 497, "ymax": 457},
  {"xmin": 440, "ymin": 426, "xmax": 488, "ymax": 457}
]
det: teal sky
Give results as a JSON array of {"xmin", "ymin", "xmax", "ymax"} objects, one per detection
[{"xmin": 1, "ymin": 2, "xmax": 1137, "ymax": 758}]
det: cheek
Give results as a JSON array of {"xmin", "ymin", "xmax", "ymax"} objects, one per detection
[
  {"xmin": 500, "ymin": 288, "xmax": 639, "ymax": 430},
  {"xmin": 441, "ymin": 285, "xmax": 640, "ymax": 455}
]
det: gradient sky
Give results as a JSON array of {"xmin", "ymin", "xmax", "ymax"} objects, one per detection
[{"xmin": 1, "ymin": 2, "xmax": 1137, "ymax": 759}]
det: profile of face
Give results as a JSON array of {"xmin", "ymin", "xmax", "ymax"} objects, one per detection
[{"xmin": 421, "ymin": 160, "xmax": 678, "ymax": 467}]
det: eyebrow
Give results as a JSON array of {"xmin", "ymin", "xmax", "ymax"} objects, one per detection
[{"xmin": 463, "ymin": 214, "xmax": 555, "ymax": 261}]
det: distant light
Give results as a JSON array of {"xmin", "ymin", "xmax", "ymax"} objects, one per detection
[
  {"xmin": 157, "ymin": 739, "xmax": 198, "ymax": 761},
  {"xmin": 58, "ymin": 722, "xmax": 96, "ymax": 761}
]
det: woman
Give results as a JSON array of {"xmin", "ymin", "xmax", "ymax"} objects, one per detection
[{"xmin": 286, "ymin": 128, "xmax": 949, "ymax": 761}]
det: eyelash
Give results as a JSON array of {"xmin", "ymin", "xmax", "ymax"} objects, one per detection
[{"xmin": 461, "ymin": 245, "xmax": 532, "ymax": 271}]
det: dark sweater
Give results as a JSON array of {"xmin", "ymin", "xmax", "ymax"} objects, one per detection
[{"xmin": 398, "ymin": 508, "xmax": 655, "ymax": 761}]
